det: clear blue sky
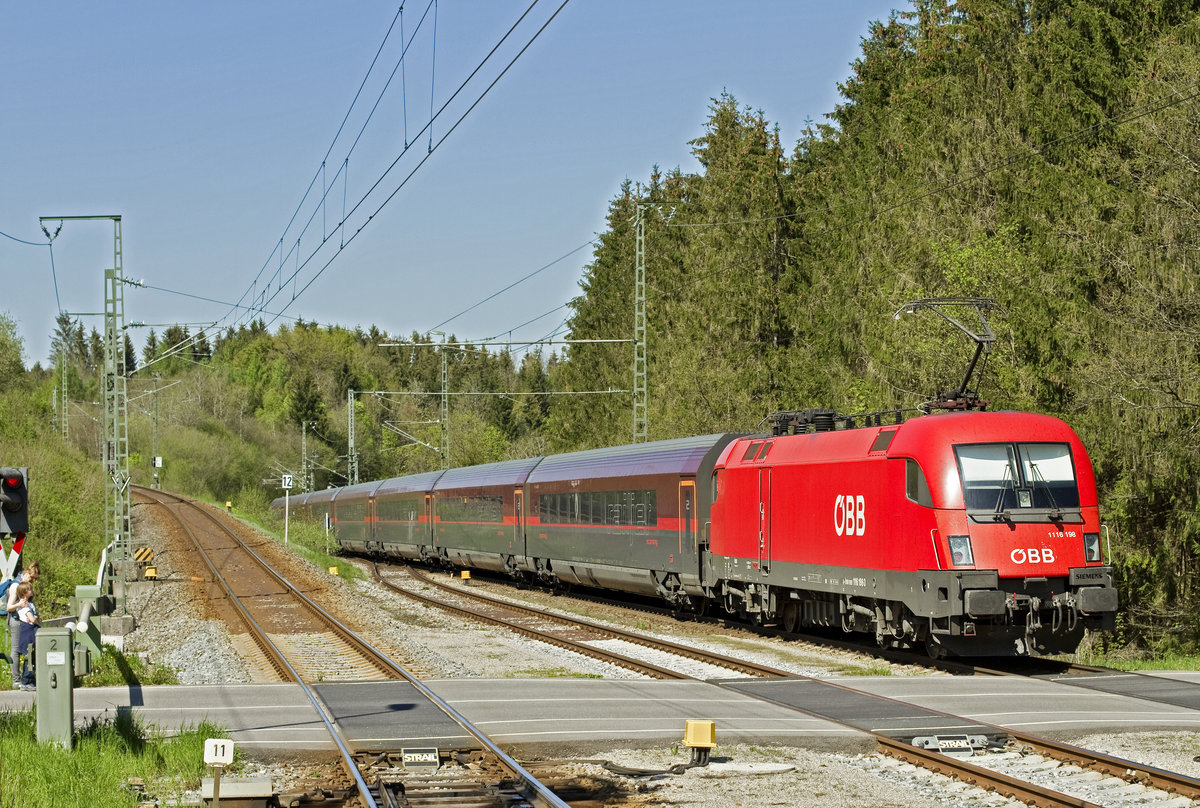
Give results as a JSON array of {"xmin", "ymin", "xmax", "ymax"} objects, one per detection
[{"xmin": 2, "ymin": 1, "xmax": 901, "ymax": 368}]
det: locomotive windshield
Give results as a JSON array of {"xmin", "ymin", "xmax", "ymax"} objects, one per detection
[{"xmin": 955, "ymin": 442, "xmax": 1081, "ymax": 516}]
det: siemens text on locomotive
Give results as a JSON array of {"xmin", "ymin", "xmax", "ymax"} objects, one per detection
[{"xmin": 273, "ymin": 408, "xmax": 1117, "ymax": 657}]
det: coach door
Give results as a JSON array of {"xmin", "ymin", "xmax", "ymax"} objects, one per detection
[
  {"xmin": 678, "ymin": 481, "xmax": 696, "ymax": 561},
  {"xmin": 758, "ymin": 468, "xmax": 772, "ymax": 573},
  {"xmin": 513, "ymin": 489, "xmax": 524, "ymax": 555}
]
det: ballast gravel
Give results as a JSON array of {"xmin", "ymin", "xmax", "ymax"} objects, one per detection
[{"xmin": 117, "ymin": 503, "xmax": 1200, "ymax": 808}]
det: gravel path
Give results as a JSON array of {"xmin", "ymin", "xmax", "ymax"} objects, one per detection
[{"xmin": 119, "ymin": 502, "xmax": 1200, "ymax": 808}]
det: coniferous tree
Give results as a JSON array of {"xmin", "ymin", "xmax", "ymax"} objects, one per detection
[
  {"xmin": 142, "ymin": 330, "xmax": 159, "ymax": 365},
  {"xmin": 87, "ymin": 328, "xmax": 103, "ymax": 372},
  {"xmin": 123, "ymin": 333, "xmax": 138, "ymax": 375},
  {"xmin": 289, "ymin": 371, "xmax": 328, "ymax": 434}
]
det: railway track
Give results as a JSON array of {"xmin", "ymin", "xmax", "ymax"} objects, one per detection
[
  {"xmin": 373, "ymin": 562, "xmax": 795, "ymax": 680},
  {"xmin": 371, "ymin": 561, "xmax": 1200, "ymax": 807},
  {"xmin": 877, "ymin": 728, "xmax": 1200, "ymax": 808},
  {"xmin": 136, "ymin": 487, "xmax": 406, "ymax": 683},
  {"xmin": 395, "ymin": 564, "xmax": 1124, "ymax": 679},
  {"xmin": 134, "ymin": 487, "xmax": 573, "ymax": 808},
  {"xmin": 133, "ymin": 495, "xmax": 1200, "ymax": 807}
]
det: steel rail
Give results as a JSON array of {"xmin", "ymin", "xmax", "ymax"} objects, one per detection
[
  {"xmin": 133, "ymin": 487, "xmax": 379, "ymax": 807},
  {"xmin": 135, "ymin": 488, "xmax": 295, "ymax": 682},
  {"xmin": 430, "ymin": 565, "xmax": 1000, "ymax": 677},
  {"xmin": 877, "ymin": 736, "xmax": 1105, "ymax": 808},
  {"xmin": 1007, "ymin": 729, "xmax": 1200, "ymax": 800},
  {"xmin": 137, "ymin": 487, "xmax": 571, "ymax": 808},
  {"xmin": 373, "ymin": 564, "xmax": 691, "ymax": 680},
  {"xmin": 168, "ymin": 495, "xmax": 410, "ymax": 679},
  {"xmin": 397, "ymin": 564, "xmax": 795, "ymax": 678}
]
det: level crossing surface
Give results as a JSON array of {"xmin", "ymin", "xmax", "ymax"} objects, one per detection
[
  {"xmin": 2, "ymin": 674, "xmax": 1199, "ymax": 754},
  {"xmin": 1039, "ymin": 669, "xmax": 1200, "ymax": 711}
]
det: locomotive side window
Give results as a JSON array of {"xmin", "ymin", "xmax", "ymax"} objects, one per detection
[
  {"xmin": 955, "ymin": 442, "xmax": 1080, "ymax": 513},
  {"xmin": 904, "ymin": 459, "xmax": 933, "ymax": 507}
]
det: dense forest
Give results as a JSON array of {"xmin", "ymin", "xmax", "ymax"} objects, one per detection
[{"xmin": 4, "ymin": 0, "xmax": 1200, "ymax": 652}]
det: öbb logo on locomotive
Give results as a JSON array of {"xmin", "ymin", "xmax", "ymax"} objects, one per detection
[
  {"xmin": 275, "ymin": 409, "xmax": 1119, "ymax": 658},
  {"xmin": 1010, "ymin": 548, "xmax": 1056, "ymax": 565},
  {"xmin": 833, "ymin": 494, "xmax": 866, "ymax": 537}
]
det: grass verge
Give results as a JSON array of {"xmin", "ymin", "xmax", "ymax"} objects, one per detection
[
  {"xmin": 218, "ymin": 489, "xmax": 363, "ymax": 584},
  {"xmin": 0, "ymin": 709, "xmax": 234, "ymax": 808}
]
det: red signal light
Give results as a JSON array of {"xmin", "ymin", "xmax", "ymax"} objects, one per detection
[{"xmin": 0, "ymin": 466, "xmax": 26, "ymax": 536}]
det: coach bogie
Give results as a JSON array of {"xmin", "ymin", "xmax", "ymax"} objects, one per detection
[{"xmin": 531, "ymin": 557, "xmax": 558, "ymax": 588}]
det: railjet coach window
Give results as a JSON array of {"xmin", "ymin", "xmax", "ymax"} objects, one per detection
[
  {"xmin": 337, "ymin": 503, "xmax": 368, "ymax": 522},
  {"xmin": 438, "ymin": 496, "xmax": 503, "ymax": 523},
  {"xmin": 955, "ymin": 442, "xmax": 1080, "ymax": 511},
  {"xmin": 377, "ymin": 500, "xmax": 420, "ymax": 522},
  {"xmin": 539, "ymin": 489, "xmax": 657, "ymax": 526}
]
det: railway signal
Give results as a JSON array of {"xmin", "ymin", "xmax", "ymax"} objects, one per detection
[{"xmin": 0, "ymin": 467, "xmax": 28, "ymax": 537}]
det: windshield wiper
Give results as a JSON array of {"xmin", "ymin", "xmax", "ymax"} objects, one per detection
[
  {"xmin": 992, "ymin": 463, "xmax": 1014, "ymax": 522},
  {"xmin": 1028, "ymin": 462, "xmax": 1063, "ymax": 520}
]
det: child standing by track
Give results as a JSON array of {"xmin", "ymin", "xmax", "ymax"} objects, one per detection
[{"xmin": 13, "ymin": 581, "xmax": 39, "ymax": 690}]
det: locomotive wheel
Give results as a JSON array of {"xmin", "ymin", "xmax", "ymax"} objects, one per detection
[
  {"xmin": 925, "ymin": 638, "xmax": 947, "ymax": 659},
  {"xmin": 779, "ymin": 602, "xmax": 800, "ymax": 634}
]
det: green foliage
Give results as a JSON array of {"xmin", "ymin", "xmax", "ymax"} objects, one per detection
[
  {"xmin": 236, "ymin": 491, "xmax": 363, "ymax": 582},
  {"xmin": 83, "ymin": 643, "xmax": 180, "ymax": 688},
  {"xmin": 0, "ymin": 373, "xmax": 104, "ymax": 615},
  {"xmin": 0, "ymin": 312, "xmax": 26, "ymax": 377},
  {"xmin": 5, "ymin": 0, "xmax": 1200, "ymax": 656},
  {"xmin": 0, "ymin": 710, "xmax": 227, "ymax": 808}
]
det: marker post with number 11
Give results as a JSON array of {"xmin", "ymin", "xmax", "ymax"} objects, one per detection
[{"xmin": 204, "ymin": 737, "xmax": 234, "ymax": 808}]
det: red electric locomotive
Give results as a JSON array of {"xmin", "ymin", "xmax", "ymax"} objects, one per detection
[{"xmin": 707, "ymin": 408, "xmax": 1116, "ymax": 656}]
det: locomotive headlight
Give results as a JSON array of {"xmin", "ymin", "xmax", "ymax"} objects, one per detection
[
  {"xmin": 948, "ymin": 535, "xmax": 974, "ymax": 566},
  {"xmin": 1083, "ymin": 533, "xmax": 1102, "ymax": 563}
]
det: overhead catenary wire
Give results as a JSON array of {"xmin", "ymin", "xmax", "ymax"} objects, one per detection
[
  {"xmin": 241, "ymin": 0, "xmax": 571, "ymax": 332},
  {"xmin": 232, "ymin": 2, "xmax": 417, "ymax": 323},
  {"xmin": 425, "ymin": 237, "xmax": 596, "ymax": 334},
  {"xmin": 0, "ymin": 228, "xmax": 48, "ymax": 247},
  {"xmin": 367, "ymin": 42, "xmax": 1200, "ymax": 354},
  {"xmin": 1, "ymin": 226, "xmax": 63, "ymax": 312},
  {"xmin": 226, "ymin": 0, "xmax": 551, "ymax": 328}
]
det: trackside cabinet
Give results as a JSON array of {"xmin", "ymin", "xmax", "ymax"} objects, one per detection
[{"xmin": 36, "ymin": 627, "xmax": 74, "ymax": 747}]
